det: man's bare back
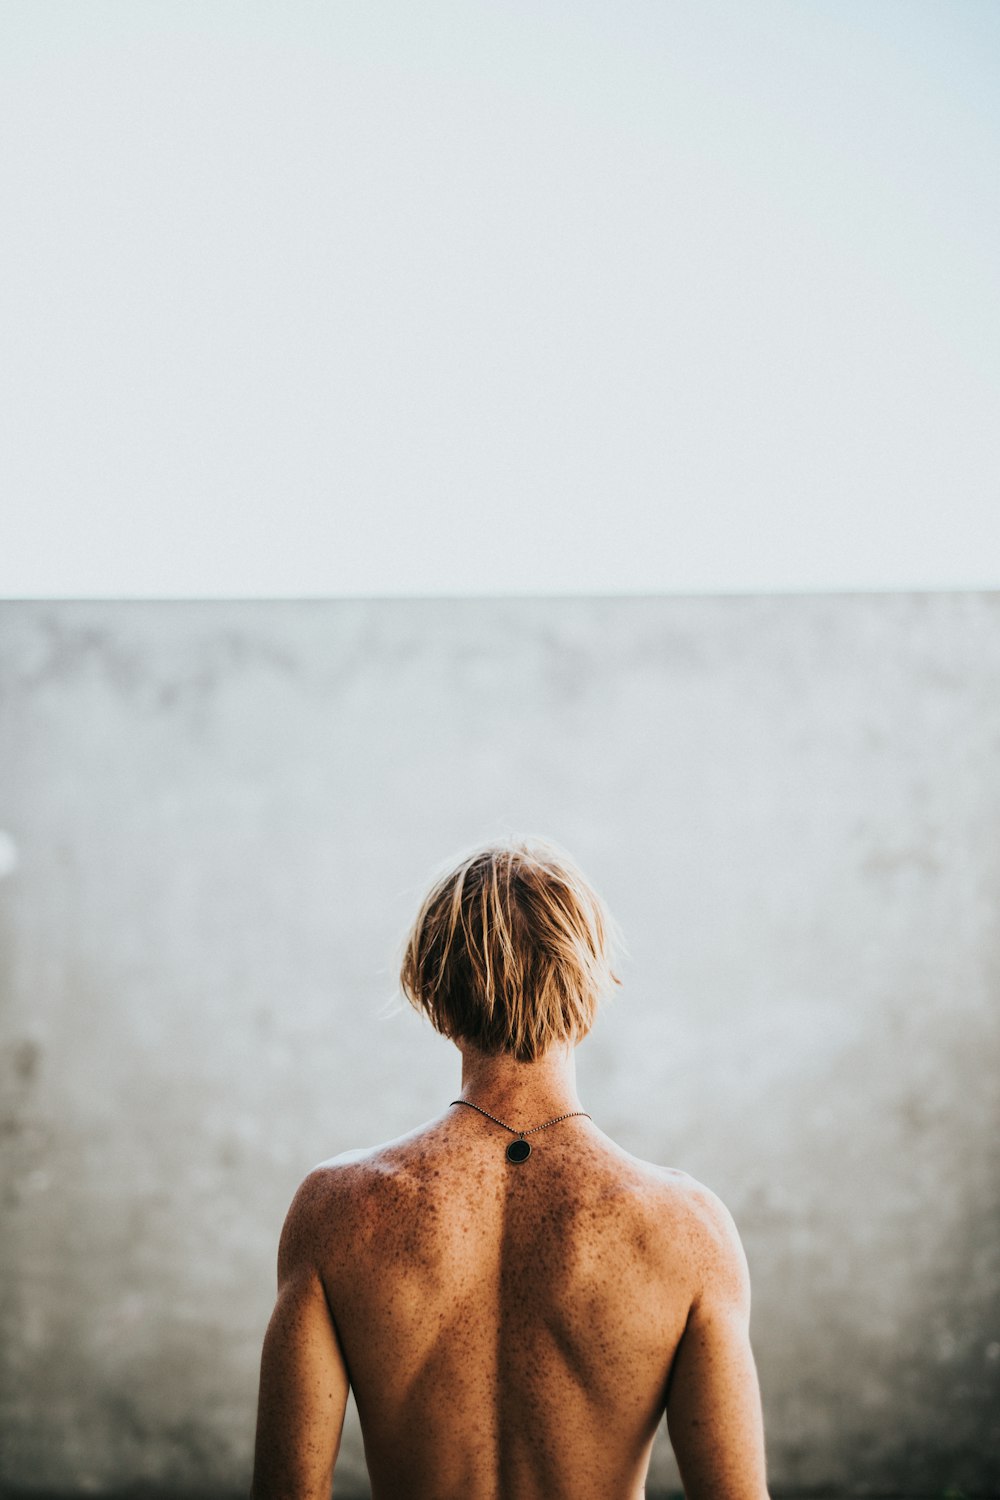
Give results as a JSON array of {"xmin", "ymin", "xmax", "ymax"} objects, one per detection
[
  {"xmin": 251, "ymin": 839, "xmax": 769, "ymax": 1499},
  {"xmin": 252, "ymin": 1098, "xmax": 768, "ymax": 1500}
]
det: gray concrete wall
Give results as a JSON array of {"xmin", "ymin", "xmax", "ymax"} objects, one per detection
[{"xmin": 0, "ymin": 596, "xmax": 997, "ymax": 1497}]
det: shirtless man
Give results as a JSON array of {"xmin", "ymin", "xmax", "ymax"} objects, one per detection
[{"xmin": 251, "ymin": 836, "xmax": 770, "ymax": 1500}]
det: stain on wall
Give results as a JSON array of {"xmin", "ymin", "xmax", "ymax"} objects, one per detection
[{"xmin": 0, "ymin": 596, "xmax": 998, "ymax": 1496}]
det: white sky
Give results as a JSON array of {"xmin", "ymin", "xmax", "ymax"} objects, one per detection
[{"xmin": 1, "ymin": 0, "xmax": 998, "ymax": 598}]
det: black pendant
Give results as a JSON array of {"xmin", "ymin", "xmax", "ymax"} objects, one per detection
[{"xmin": 506, "ymin": 1138, "xmax": 531, "ymax": 1163}]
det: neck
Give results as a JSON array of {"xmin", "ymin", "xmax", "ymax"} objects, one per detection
[{"xmin": 456, "ymin": 1040, "xmax": 583, "ymax": 1128}]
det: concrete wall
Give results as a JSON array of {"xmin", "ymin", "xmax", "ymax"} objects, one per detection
[{"xmin": 1, "ymin": 596, "xmax": 997, "ymax": 1497}]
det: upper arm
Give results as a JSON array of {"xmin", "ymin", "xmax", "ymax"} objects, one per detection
[
  {"xmin": 251, "ymin": 1172, "xmax": 351, "ymax": 1500},
  {"xmin": 665, "ymin": 1187, "xmax": 769, "ymax": 1500}
]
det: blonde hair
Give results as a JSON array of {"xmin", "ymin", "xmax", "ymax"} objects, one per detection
[{"xmin": 399, "ymin": 835, "xmax": 624, "ymax": 1062}]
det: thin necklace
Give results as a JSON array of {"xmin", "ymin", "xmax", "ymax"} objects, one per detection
[{"xmin": 450, "ymin": 1098, "xmax": 591, "ymax": 1163}]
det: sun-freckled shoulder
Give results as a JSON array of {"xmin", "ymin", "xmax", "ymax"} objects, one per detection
[
  {"xmin": 279, "ymin": 1153, "xmax": 368, "ymax": 1234},
  {"xmin": 611, "ymin": 1153, "xmax": 750, "ymax": 1291},
  {"xmin": 660, "ymin": 1170, "xmax": 751, "ymax": 1308},
  {"xmin": 672, "ymin": 1172, "xmax": 744, "ymax": 1243},
  {"xmin": 274, "ymin": 1154, "xmax": 376, "ymax": 1278},
  {"xmin": 310, "ymin": 1115, "xmax": 447, "ymax": 1179},
  {"xmin": 609, "ymin": 1146, "xmax": 703, "ymax": 1205},
  {"xmin": 634, "ymin": 1156, "xmax": 741, "ymax": 1234}
]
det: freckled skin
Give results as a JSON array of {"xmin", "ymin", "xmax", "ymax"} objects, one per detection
[{"xmin": 251, "ymin": 1044, "xmax": 770, "ymax": 1500}]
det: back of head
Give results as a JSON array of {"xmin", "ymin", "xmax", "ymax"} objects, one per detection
[{"xmin": 399, "ymin": 835, "xmax": 623, "ymax": 1062}]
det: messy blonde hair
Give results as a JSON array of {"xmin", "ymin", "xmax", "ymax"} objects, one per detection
[{"xmin": 399, "ymin": 835, "xmax": 624, "ymax": 1062}]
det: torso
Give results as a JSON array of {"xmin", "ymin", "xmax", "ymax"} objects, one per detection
[{"xmin": 314, "ymin": 1108, "xmax": 709, "ymax": 1500}]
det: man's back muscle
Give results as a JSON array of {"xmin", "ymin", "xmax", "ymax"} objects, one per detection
[{"xmin": 310, "ymin": 1109, "xmax": 740, "ymax": 1500}]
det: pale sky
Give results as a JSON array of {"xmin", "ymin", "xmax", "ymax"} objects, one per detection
[{"xmin": 2, "ymin": 0, "xmax": 998, "ymax": 598}]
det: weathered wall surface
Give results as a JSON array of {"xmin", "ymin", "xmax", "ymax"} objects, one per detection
[{"xmin": 0, "ymin": 596, "xmax": 998, "ymax": 1497}]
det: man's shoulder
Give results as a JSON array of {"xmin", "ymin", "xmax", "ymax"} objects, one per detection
[
  {"xmin": 288, "ymin": 1135, "xmax": 422, "ymax": 1215},
  {"xmin": 640, "ymin": 1163, "xmax": 751, "ymax": 1302},
  {"xmin": 650, "ymin": 1162, "xmax": 740, "ymax": 1232},
  {"xmin": 604, "ymin": 1140, "xmax": 722, "ymax": 1209},
  {"xmin": 275, "ymin": 1144, "xmax": 399, "ymax": 1266},
  {"xmin": 295, "ymin": 1143, "xmax": 390, "ymax": 1199},
  {"xmin": 607, "ymin": 1150, "xmax": 745, "ymax": 1262}
]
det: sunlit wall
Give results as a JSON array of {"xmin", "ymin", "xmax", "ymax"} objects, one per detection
[{"xmin": 1, "ymin": 596, "xmax": 998, "ymax": 1496}]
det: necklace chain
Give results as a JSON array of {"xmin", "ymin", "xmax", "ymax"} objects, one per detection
[{"xmin": 450, "ymin": 1098, "xmax": 591, "ymax": 1139}]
